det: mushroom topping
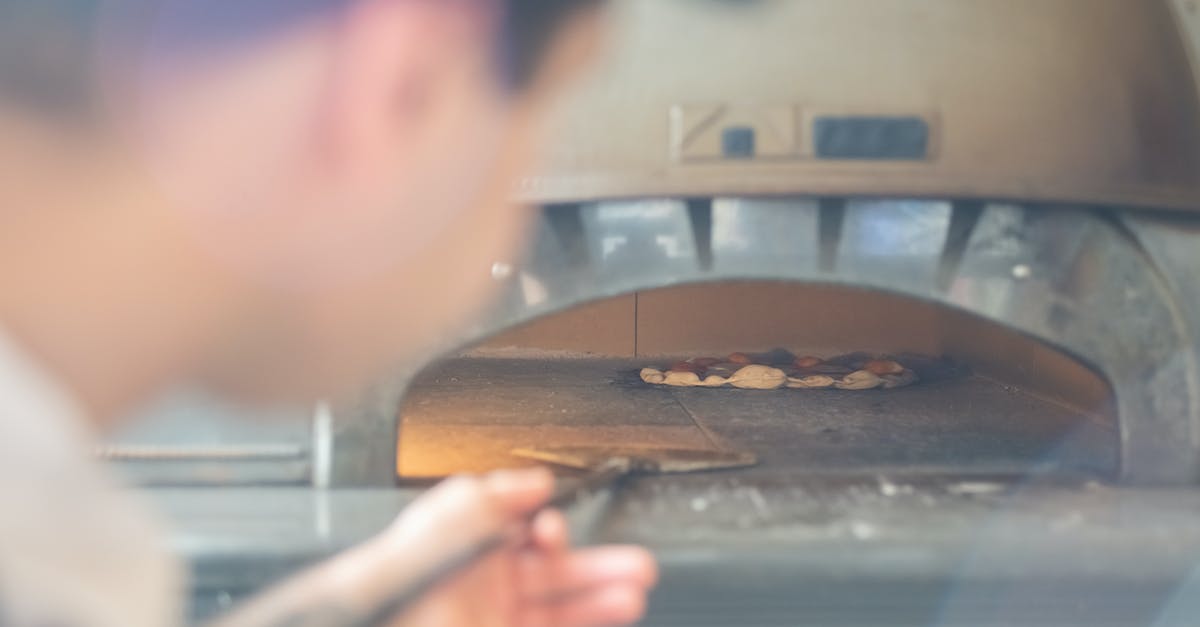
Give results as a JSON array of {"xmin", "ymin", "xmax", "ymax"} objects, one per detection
[
  {"xmin": 787, "ymin": 374, "xmax": 836, "ymax": 389},
  {"xmin": 864, "ymin": 359, "xmax": 905, "ymax": 376},
  {"xmin": 663, "ymin": 370, "xmax": 703, "ymax": 387},
  {"xmin": 640, "ymin": 368, "xmax": 666, "ymax": 384},
  {"xmin": 836, "ymin": 370, "xmax": 883, "ymax": 390},
  {"xmin": 794, "ymin": 356, "xmax": 824, "ymax": 369},
  {"xmin": 727, "ymin": 365, "xmax": 788, "ymax": 389},
  {"xmin": 727, "ymin": 352, "xmax": 753, "ymax": 365}
]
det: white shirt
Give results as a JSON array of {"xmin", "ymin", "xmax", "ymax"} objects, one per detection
[{"xmin": 0, "ymin": 331, "xmax": 183, "ymax": 627}]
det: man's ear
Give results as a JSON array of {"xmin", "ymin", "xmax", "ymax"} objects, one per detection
[
  {"xmin": 517, "ymin": 3, "xmax": 609, "ymax": 105},
  {"xmin": 320, "ymin": 0, "xmax": 494, "ymax": 176}
]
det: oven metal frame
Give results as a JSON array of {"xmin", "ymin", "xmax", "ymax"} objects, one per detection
[{"xmin": 333, "ymin": 199, "xmax": 1200, "ymax": 487}]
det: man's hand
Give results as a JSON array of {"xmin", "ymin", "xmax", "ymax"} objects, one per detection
[
  {"xmin": 214, "ymin": 468, "xmax": 656, "ymax": 627},
  {"xmin": 374, "ymin": 468, "xmax": 657, "ymax": 626}
]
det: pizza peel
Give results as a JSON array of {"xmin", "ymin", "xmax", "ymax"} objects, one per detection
[
  {"xmin": 512, "ymin": 444, "xmax": 759, "ymax": 503},
  {"xmin": 356, "ymin": 445, "xmax": 757, "ymax": 626}
]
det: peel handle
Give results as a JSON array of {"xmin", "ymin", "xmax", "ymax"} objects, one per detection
[{"xmin": 355, "ymin": 463, "xmax": 628, "ymax": 627}]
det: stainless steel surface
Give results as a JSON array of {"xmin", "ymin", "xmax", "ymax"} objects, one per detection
[
  {"xmin": 325, "ymin": 375, "xmax": 407, "ymax": 487},
  {"xmin": 167, "ymin": 481, "xmax": 1200, "ymax": 626},
  {"xmin": 105, "ymin": 391, "xmax": 314, "ymax": 486},
  {"xmin": 97, "ymin": 444, "xmax": 305, "ymax": 460}
]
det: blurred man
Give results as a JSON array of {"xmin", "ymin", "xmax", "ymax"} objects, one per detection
[{"xmin": 0, "ymin": 1, "xmax": 656, "ymax": 626}]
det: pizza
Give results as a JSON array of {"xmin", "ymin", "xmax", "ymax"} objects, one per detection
[{"xmin": 639, "ymin": 350, "xmax": 919, "ymax": 391}]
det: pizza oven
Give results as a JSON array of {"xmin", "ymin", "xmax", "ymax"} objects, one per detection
[
  {"xmin": 378, "ymin": 0, "xmax": 1200, "ymax": 490},
  {"xmin": 105, "ymin": 1, "xmax": 1200, "ymax": 625}
]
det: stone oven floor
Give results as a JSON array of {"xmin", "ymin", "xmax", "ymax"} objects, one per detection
[{"xmin": 398, "ymin": 358, "xmax": 1116, "ymax": 480}]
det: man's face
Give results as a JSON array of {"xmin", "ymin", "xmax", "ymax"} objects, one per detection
[{"xmin": 126, "ymin": 0, "xmax": 599, "ymax": 400}]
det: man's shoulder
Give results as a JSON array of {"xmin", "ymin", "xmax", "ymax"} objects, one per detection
[{"xmin": 0, "ymin": 331, "xmax": 183, "ymax": 627}]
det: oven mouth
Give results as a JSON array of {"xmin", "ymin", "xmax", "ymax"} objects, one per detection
[{"xmin": 396, "ymin": 281, "xmax": 1117, "ymax": 483}]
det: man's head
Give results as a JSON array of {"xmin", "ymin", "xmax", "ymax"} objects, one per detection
[{"xmin": 0, "ymin": 0, "xmax": 604, "ymax": 404}]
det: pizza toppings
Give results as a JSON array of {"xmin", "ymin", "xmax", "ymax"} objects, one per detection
[
  {"xmin": 726, "ymin": 365, "xmax": 788, "ymax": 389},
  {"xmin": 835, "ymin": 370, "xmax": 883, "ymax": 390},
  {"xmin": 864, "ymin": 359, "xmax": 905, "ymax": 376},
  {"xmin": 793, "ymin": 355, "xmax": 824, "ymax": 369},
  {"xmin": 663, "ymin": 370, "xmax": 703, "ymax": 387},
  {"xmin": 641, "ymin": 351, "xmax": 920, "ymax": 391},
  {"xmin": 640, "ymin": 367, "xmax": 666, "ymax": 384},
  {"xmin": 729, "ymin": 352, "xmax": 755, "ymax": 365},
  {"xmin": 704, "ymin": 362, "xmax": 742, "ymax": 377},
  {"xmin": 786, "ymin": 374, "xmax": 836, "ymax": 389},
  {"xmin": 880, "ymin": 369, "xmax": 919, "ymax": 389}
]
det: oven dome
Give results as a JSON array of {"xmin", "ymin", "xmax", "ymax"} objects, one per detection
[{"xmin": 524, "ymin": 0, "xmax": 1200, "ymax": 212}]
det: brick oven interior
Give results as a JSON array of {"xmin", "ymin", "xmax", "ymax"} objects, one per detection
[{"xmin": 398, "ymin": 282, "xmax": 1116, "ymax": 482}]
